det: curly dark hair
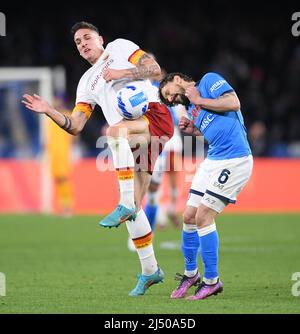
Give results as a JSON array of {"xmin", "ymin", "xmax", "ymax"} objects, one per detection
[
  {"xmin": 71, "ymin": 21, "xmax": 99, "ymax": 38},
  {"xmin": 159, "ymin": 72, "xmax": 193, "ymax": 105}
]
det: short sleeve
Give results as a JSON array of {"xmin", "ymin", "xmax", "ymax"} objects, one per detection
[
  {"xmin": 74, "ymin": 78, "xmax": 96, "ymax": 119},
  {"xmin": 113, "ymin": 38, "xmax": 145, "ymax": 65},
  {"xmin": 72, "ymin": 102, "xmax": 93, "ymax": 119},
  {"xmin": 203, "ymin": 72, "xmax": 234, "ymax": 99}
]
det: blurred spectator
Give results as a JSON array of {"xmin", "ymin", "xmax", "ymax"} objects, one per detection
[
  {"xmin": 46, "ymin": 96, "xmax": 75, "ymax": 216},
  {"xmin": 248, "ymin": 121, "xmax": 268, "ymax": 157}
]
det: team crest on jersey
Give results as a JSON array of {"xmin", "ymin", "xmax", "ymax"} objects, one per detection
[{"xmin": 189, "ymin": 105, "xmax": 201, "ymax": 124}]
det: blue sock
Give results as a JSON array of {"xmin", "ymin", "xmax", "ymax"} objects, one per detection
[
  {"xmin": 145, "ymin": 203, "xmax": 158, "ymax": 231},
  {"xmin": 198, "ymin": 224, "xmax": 219, "ymax": 282},
  {"xmin": 182, "ymin": 225, "xmax": 200, "ymax": 273}
]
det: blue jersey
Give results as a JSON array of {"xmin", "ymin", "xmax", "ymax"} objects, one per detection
[{"xmin": 187, "ymin": 72, "xmax": 251, "ymax": 160}]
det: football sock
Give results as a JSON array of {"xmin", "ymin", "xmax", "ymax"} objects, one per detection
[
  {"xmin": 145, "ymin": 190, "xmax": 159, "ymax": 231},
  {"xmin": 117, "ymin": 169, "xmax": 135, "ymax": 209},
  {"xmin": 107, "ymin": 136, "xmax": 135, "ymax": 209},
  {"xmin": 182, "ymin": 223, "xmax": 200, "ymax": 277},
  {"xmin": 198, "ymin": 223, "xmax": 219, "ymax": 285},
  {"xmin": 126, "ymin": 209, "xmax": 158, "ymax": 276}
]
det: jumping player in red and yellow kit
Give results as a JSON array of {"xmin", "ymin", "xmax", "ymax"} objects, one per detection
[{"xmin": 22, "ymin": 22, "xmax": 173, "ymax": 296}]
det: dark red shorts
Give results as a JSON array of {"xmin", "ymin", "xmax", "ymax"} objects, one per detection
[{"xmin": 132, "ymin": 102, "xmax": 174, "ymax": 173}]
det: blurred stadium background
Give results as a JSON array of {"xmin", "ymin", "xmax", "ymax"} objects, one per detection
[{"xmin": 0, "ymin": 2, "xmax": 300, "ymax": 314}]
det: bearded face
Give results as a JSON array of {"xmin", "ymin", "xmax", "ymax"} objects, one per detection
[
  {"xmin": 161, "ymin": 83, "xmax": 191, "ymax": 107},
  {"xmin": 170, "ymin": 93, "xmax": 191, "ymax": 107}
]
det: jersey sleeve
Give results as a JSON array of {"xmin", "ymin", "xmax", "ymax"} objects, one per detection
[
  {"xmin": 74, "ymin": 78, "xmax": 96, "ymax": 119},
  {"xmin": 203, "ymin": 72, "xmax": 234, "ymax": 99},
  {"xmin": 113, "ymin": 38, "xmax": 146, "ymax": 65},
  {"xmin": 72, "ymin": 102, "xmax": 94, "ymax": 119}
]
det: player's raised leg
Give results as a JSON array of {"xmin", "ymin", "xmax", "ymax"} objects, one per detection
[{"xmin": 99, "ymin": 117, "xmax": 150, "ymax": 228}]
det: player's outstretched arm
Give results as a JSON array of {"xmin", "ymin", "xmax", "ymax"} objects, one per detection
[
  {"xmin": 185, "ymin": 87, "xmax": 241, "ymax": 112},
  {"xmin": 22, "ymin": 94, "xmax": 88, "ymax": 136}
]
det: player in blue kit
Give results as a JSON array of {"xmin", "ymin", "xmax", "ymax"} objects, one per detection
[{"xmin": 159, "ymin": 72, "xmax": 253, "ymax": 300}]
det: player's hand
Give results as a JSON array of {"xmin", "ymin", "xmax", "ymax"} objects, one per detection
[
  {"xmin": 185, "ymin": 86, "xmax": 202, "ymax": 105},
  {"xmin": 103, "ymin": 68, "xmax": 126, "ymax": 82},
  {"xmin": 22, "ymin": 94, "xmax": 52, "ymax": 114},
  {"xmin": 179, "ymin": 116, "xmax": 195, "ymax": 135}
]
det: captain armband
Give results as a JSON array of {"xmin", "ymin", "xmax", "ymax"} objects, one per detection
[
  {"xmin": 73, "ymin": 102, "xmax": 93, "ymax": 119},
  {"xmin": 128, "ymin": 49, "xmax": 146, "ymax": 65}
]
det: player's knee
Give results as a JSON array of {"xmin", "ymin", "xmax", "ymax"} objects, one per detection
[
  {"xmin": 195, "ymin": 214, "xmax": 207, "ymax": 228},
  {"xmin": 183, "ymin": 208, "xmax": 196, "ymax": 225},
  {"xmin": 106, "ymin": 126, "xmax": 115, "ymax": 137},
  {"xmin": 195, "ymin": 206, "xmax": 215, "ymax": 228},
  {"xmin": 148, "ymin": 182, "xmax": 159, "ymax": 192},
  {"xmin": 106, "ymin": 124, "xmax": 129, "ymax": 138}
]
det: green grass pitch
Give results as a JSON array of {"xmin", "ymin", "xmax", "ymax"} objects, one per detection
[{"xmin": 0, "ymin": 213, "xmax": 299, "ymax": 314}]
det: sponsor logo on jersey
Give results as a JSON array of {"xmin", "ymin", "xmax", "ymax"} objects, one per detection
[
  {"xmin": 210, "ymin": 80, "xmax": 226, "ymax": 92},
  {"xmin": 200, "ymin": 113, "xmax": 216, "ymax": 131},
  {"xmin": 91, "ymin": 58, "xmax": 114, "ymax": 91}
]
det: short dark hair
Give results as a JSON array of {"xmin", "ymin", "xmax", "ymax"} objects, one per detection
[
  {"xmin": 159, "ymin": 72, "xmax": 193, "ymax": 105},
  {"xmin": 71, "ymin": 21, "xmax": 99, "ymax": 38}
]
